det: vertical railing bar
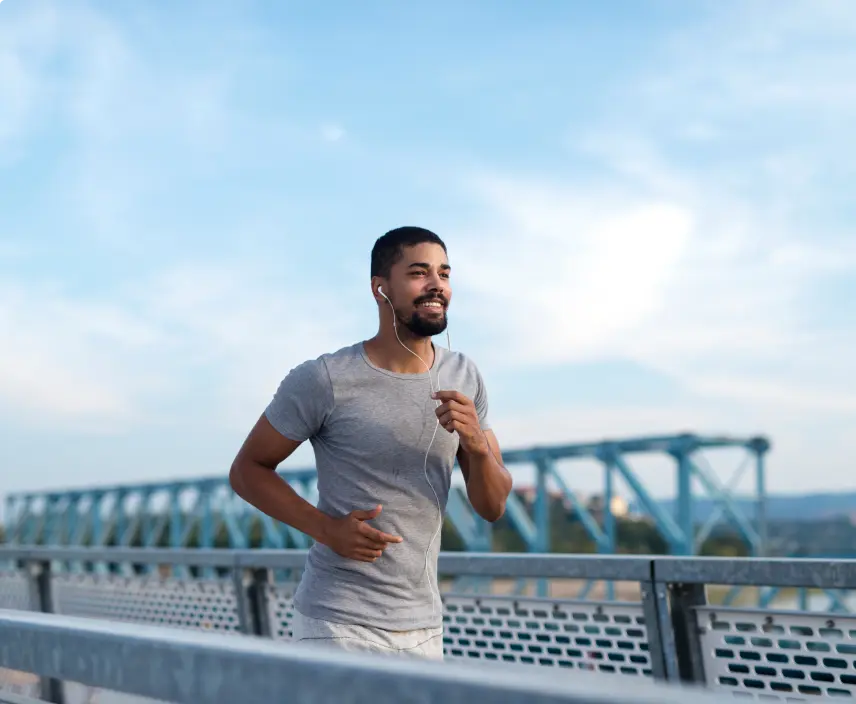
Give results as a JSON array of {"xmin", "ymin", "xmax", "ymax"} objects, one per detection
[
  {"xmin": 644, "ymin": 569, "xmax": 681, "ymax": 682},
  {"xmin": 668, "ymin": 582, "xmax": 707, "ymax": 684},
  {"xmin": 27, "ymin": 560, "xmax": 65, "ymax": 704},
  {"xmin": 248, "ymin": 568, "xmax": 274, "ymax": 638},
  {"xmin": 640, "ymin": 562, "xmax": 674, "ymax": 682},
  {"xmin": 231, "ymin": 565, "xmax": 256, "ymax": 636}
]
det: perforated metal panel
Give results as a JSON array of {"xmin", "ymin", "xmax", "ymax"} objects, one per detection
[
  {"xmin": 0, "ymin": 571, "xmax": 32, "ymax": 611},
  {"xmin": 265, "ymin": 581, "xmax": 302, "ymax": 640},
  {"xmin": 51, "ymin": 573, "xmax": 242, "ymax": 633},
  {"xmin": 696, "ymin": 605, "xmax": 856, "ymax": 700},
  {"xmin": 264, "ymin": 583, "xmax": 651, "ymax": 673},
  {"xmin": 442, "ymin": 594, "xmax": 652, "ymax": 674}
]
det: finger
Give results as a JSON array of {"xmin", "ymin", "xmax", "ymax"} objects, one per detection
[
  {"xmin": 360, "ymin": 524, "xmax": 403, "ymax": 543},
  {"xmin": 431, "ymin": 389, "xmax": 466, "ymax": 403},
  {"xmin": 434, "ymin": 399, "xmax": 467, "ymax": 415},
  {"xmin": 350, "ymin": 553, "xmax": 376, "ymax": 563},
  {"xmin": 355, "ymin": 548, "xmax": 384, "ymax": 561},
  {"xmin": 357, "ymin": 534, "xmax": 389, "ymax": 550},
  {"xmin": 441, "ymin": 410, "xmax": 468, "ymax": 429},
  {"xmin": 432, "ymin": 389, "xmax": 467, "ymax": 402},
  {"xmin": 351, "ymin": 504, "xmax": 382, "ymax": 521},
  {"xmin": 432, "ymin": 389, "xmax": 473, "ymax": 407},
  {"xmin": 357, "ymin": 523, "xmax": 388, "ymax": 550}
]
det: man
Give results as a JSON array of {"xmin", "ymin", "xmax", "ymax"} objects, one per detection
[{"xmin": 229, "ymin": 226, "xmax": 512, "ymax": 660}]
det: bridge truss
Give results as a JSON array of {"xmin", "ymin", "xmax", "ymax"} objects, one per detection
[{"xmin": 3, "ymin": 433, "xmax": 770, "ymax": 568}]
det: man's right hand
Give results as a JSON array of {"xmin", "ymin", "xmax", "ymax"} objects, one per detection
[{"xmin": 322, "ymin": 505, "xmax": 403, "ymax": 562}]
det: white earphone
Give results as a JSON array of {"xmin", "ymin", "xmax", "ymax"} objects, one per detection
[{"xmin": 378, "ymin": 284, "xmax": 446, "ymax": 616}]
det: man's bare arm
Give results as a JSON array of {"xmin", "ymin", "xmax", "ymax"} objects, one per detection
[
  {"xmin": 457, "ymin": 429, "xmax": 512, "ymax": 523},
  {"xmin": 228, "ymin": 414, "xmax": 335, "ymax": 544},
  {"xmin": 229, "ymin": 414, "xmax": 402, "ymax": 561}
]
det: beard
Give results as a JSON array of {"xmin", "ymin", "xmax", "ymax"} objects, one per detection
[
  {"xmin": 395, "ymin": 294, "xmax": 449, "ymax": 337},
  {"xmin": 401, "ymin": 309, "xmax": 448, "ymax": 337}
]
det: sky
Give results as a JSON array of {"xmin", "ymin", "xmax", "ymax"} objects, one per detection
[{"xmin": 0, "ymin": 0, "xmax": 854, "ymax": 505}]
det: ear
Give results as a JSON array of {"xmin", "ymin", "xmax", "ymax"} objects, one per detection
[{"xmin": 371, "ymin": 277, "xmax": 387, "ymax": 302}]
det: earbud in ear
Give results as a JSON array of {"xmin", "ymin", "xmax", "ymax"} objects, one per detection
[{"xmin": 378, "ymin": 286, "xmax": 388, "ymax": 300}]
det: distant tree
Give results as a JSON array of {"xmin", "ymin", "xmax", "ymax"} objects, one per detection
[
  {"xmin": 699, "ymin": 530, "xmax": 750, "ymax": 557},
  {"xmin": 615, "ymin": 518, "xmax": 668, "ymax": 554}
]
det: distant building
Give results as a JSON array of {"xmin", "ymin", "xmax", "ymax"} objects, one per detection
[
  {"xmin": 586, "ymin": 494, "xmax": 629, "ymax": 519},
  {"xmin": 512, "ymin": 486, "xmax": 629, "ymax": 519}
]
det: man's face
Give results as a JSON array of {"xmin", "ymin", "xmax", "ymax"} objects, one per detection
[{"xmin": 385, "ymin": 242, "xmax": 452, "ymax": 338}]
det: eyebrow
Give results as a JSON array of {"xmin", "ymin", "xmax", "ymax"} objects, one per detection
[{"xmin": 408, "ymin": 262, "xmax": 452, "ymax": 271}]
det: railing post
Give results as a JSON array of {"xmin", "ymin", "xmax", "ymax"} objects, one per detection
[
  {"xmin": 640, "ymin": 565, "xmax": 678, "ymax": 682},
  {"xmin": 232, "ymin": 567, "xmax": 255, "ymax": 635},
  {"xmin": 667, "ymin": 581, "xmax": 707, "ymax": 684},
  {"xmin": 27, "ymin": 559, "xmax": 65, "ymax": 704},
  {"xmin": 233, "ymin": 566, "xmax": 273, "ymax": 637},
  {"xmin": 248, "ymin": 568, "xmax": 274, "ymax": 638}
]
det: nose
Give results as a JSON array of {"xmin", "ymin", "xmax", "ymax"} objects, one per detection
[
  {"xmin": 426, "ymin": 271, "xmax": 448, "ymax": 295},
  {"xmin": 426, "ymin": 279, "xmax": 448, "ymax": 300}
]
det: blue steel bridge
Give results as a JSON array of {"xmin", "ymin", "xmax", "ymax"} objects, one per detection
[
  {"xmin": 3, "ymin": 432, "xmax": 770, "ymax": 561},
  {"xmin": 10, "ymin": 430, "xmax": 856, "ymax": 703}
]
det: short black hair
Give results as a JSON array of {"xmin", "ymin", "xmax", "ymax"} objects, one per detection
[{"xmin": 370, "ymin": 226, "xmax": 447, "ymax": 278}]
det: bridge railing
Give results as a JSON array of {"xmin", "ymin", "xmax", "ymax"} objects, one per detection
[
  {"xmin": 2, "ymin": 547, "xmax": 856, "ymax": 703},
  {"xmin": 0, "ymin": 608, "xmax": 741, "ymax": 704}
]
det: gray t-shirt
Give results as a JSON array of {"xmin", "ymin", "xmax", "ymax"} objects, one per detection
[{"xmin": 264, "ymin": 340, "xmax": 490, "ymax": 631}]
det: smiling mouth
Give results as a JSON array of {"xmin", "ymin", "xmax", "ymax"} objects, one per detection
[{"xmin": 416, "ymin": 299, "xmax": 445, "ymax": 312}]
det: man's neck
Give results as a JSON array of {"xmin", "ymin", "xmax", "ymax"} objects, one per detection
[{"xmin": 364, "ymin": 328, "xmax": 435, "ymax": 374}]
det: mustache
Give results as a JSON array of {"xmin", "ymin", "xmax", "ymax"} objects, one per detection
[{"xmin": 413, "ymin": 294, "xmax": 448, "ymax": 307}]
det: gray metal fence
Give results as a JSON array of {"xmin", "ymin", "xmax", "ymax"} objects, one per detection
[{"xmin": 1, "ymin": 547, "xmax": 856, "ymax": 702}]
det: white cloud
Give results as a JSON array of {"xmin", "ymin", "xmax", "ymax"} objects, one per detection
[
  {"xmin": 131, "ymin": 261, "xmax": 360, "ymax": 429},
  {"xmin": 0, "ymin": 258, "xmax": 360, "ymax": 434},
  {"xmin": 689, "ymin": 376, "xmax": 856, "ymax": 415},
  {"xmin": 0, "ymin": 2, "xmax": 59, "ymax": 154},
  {"xmin": 454, "ymin": 178, "xmax": 693, "ymax": 365},
  {"xmin": 450, "ymin": 1, "xmax": 856, "ymax": 424},
  {"xmin": 0, "ymin": 2, "xmax": 363, "ymax": 440},
  {"xmin": 454, "ymin": 156, "xmax": 855, "ymax": 422},
  {"xmin": 1, "ymin": 0, "xmax": 853, "ymax": 503},
  {"xmin": 0, "ymin": 280, "xmax": 160, "ymax": 429},
  {"xmin": 320, "ymin": 123, "xmax": 346, "ymax": 143}
]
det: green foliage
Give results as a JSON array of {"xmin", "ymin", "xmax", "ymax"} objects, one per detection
[{"xmin": 698, "ymin": 530, "xmax": 750, "ymax": 558}]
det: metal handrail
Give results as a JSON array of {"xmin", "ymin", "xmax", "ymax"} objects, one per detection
[
  {"xmin": 5, "ymin": 546, "xmax": 856, "ymax": 590},
  {"xmin": 0, "ymin": 546, "xmax": 653, "ymax": 580},
  {"xmin": 0, "ymin": 609, "xmax": 733, "ymax": 704}
]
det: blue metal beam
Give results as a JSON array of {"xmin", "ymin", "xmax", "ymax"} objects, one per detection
[
  {"xmin": 2, "ymin": 433, "xmax": 771, "ymax": 565},
  {"xmin": 607, "ymin": 450, "xmax": 687, "ymax": 554},
  {"xmin": 501, "ymin": 492, "xmax": 539, "ymax": 551},
  {"xmin": 542, "ymin": 458, "xmax": 608, "ymax": 552}
]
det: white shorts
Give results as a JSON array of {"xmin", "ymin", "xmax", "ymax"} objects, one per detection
[{"xmin": 290, "ymin": 610, "xmax": 445, "ymax": 661}]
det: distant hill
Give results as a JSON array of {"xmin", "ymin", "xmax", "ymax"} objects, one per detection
[{"xmin": 654, "ymin": 491, "xmax": 856, "ymax": 523}]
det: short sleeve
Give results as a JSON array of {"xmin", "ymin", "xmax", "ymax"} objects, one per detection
[
  {"xmin": 264, "ymin": 358, "xmax": 334, "ymax": 442},
  {"xmin": 473, "ymin": 367, "xmax": 491, "ymax": 432}
]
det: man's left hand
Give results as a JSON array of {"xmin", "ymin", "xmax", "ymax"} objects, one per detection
[{"xmin": 432, "ymin": 390, "xmax": 489, "ymax": 456}]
